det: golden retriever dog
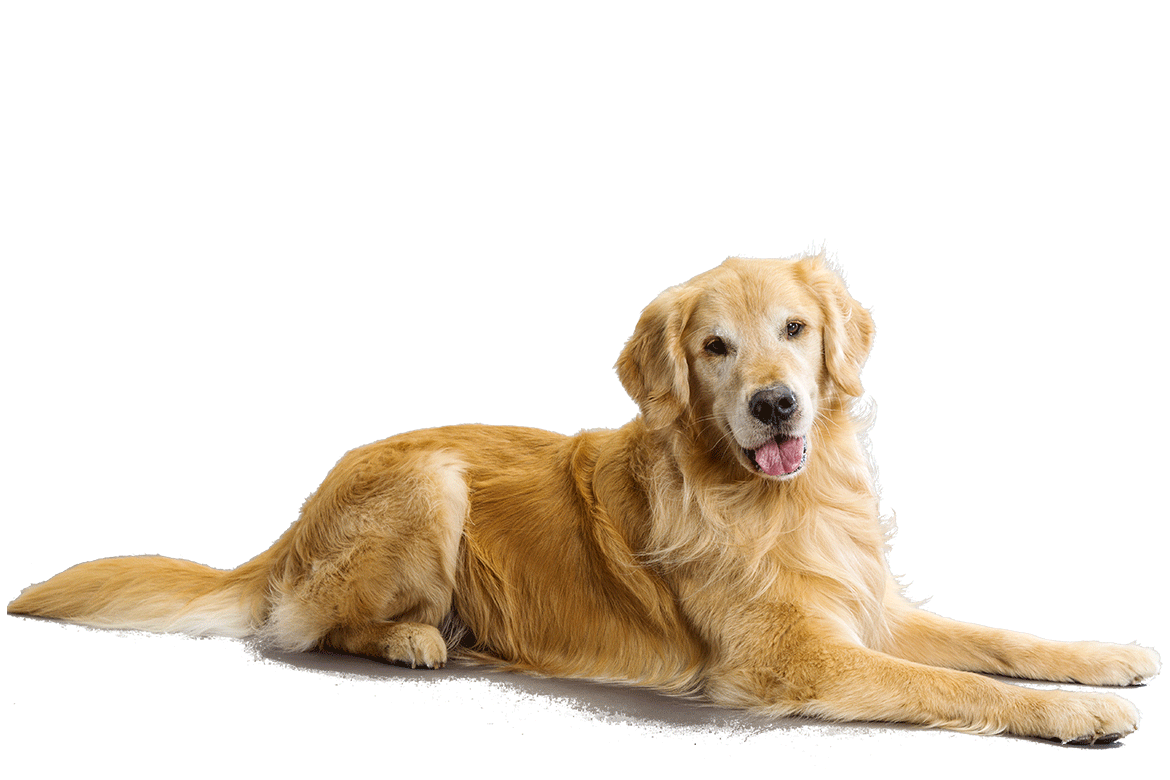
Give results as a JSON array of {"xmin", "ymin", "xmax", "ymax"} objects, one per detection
[{"xmin": 9, "ymin": 252, "xmax": 1160, "ymax": 744}]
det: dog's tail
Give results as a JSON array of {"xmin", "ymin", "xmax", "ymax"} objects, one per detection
[{"xmin": 7, "ymin": 552, "xmax": 273, "ymax": 638}]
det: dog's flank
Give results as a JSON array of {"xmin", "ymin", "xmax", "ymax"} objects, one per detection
[{"xmin": 9, "ymin": 251, "xmax": 1159, "ymax": 744}]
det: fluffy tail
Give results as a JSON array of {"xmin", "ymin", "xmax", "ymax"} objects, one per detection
[{"xmin": 7, "ymin": 553, "xmax": 271, "ymax": 638}]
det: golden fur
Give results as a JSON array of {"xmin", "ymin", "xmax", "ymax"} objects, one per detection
[{"xmin": 9, "ymin": 252, "xmax": 1160, "ymax": 743}]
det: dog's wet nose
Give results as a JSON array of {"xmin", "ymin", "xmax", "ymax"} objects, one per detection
[{"xmin": 749, "ymin": 385, "xmax": 798, "ymax": 426}]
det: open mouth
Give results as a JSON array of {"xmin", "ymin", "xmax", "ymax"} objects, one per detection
[{"xmin": 745, "ymin": 435, "xmax": 807, "ymax": 478}]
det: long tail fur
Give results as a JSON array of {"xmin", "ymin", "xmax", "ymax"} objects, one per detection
[{"xmin": 7, "ymin": 553, "xmax": 271, "ymax": 638}]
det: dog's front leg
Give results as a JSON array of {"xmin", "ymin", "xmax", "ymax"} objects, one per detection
[
  {"xmin": 705, "ymin": 609, "xmax": 1144, "ymax": 743},
  {"xmin": 882, "ymin": 605, "xmax": 1160, "ymax": 687}
]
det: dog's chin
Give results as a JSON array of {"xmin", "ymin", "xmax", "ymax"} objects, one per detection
[{"xmin": 739, "ymin": 434, "xmax": 809, "ymax": 480}]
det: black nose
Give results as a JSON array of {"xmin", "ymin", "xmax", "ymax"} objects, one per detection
[{"xmin": 749, "ymin": 385, "xmax": 798, "ymax": 426}]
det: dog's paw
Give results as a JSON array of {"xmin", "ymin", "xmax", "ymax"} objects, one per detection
[
  {"xmin": 1035, "ymin": 690, "xmax": 1140, "ymax": 745},
  {"xmin": 380, "ymin": 623, "xmax": 448, "ymax": 669},
  {"xmin": 1067, "ymin": 642, "xmax": 1160, "ymax": 687}
]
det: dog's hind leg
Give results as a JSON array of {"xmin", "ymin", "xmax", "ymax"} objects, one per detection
[
  {"xmin": 324, "ymin": 620, "xmax": 450, "ymax": 669},
  {"xmin": 261, "ymin": 446, "xmax": 468, "ymax": 669}
]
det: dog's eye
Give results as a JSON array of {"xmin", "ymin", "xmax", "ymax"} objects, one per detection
[
  {"xmin": 786, "ymin": 321, "xmax": 805, "ymax": 339},
  {"xmin": 703, "ymin": 337, "xmax": 729, "ymax": 356}
]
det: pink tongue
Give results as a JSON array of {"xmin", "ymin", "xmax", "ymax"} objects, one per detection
[{"xmin": 754, "ymin": 437, "xmax": 804, "ymax": 476}]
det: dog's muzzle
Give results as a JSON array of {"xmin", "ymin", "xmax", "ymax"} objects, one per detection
[{"xmin": 743, "ymin": 385, "xmax": 808, "ymax": 477}]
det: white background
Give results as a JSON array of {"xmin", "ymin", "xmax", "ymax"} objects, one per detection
[{"xmin": 2, "ymin": 1, "xmax": 1167, "ymax": 776}]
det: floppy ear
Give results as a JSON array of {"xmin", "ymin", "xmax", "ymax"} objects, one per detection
[
  {"xmin": 615, "ymin": 284, "xmax": 701, "ymax": 429},
  {"xmin": 801, "ymin": 257, "xmax": 875, "ymax": 398}
]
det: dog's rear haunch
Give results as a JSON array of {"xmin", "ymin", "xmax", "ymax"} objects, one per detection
[{"xmin": 10, "ymin": 252, "xmax": 1159, "ymax": 744}]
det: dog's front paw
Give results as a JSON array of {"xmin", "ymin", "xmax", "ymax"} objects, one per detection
[
  {"xmin": 1036, "ymin": 690, "xmax": 1140, "ymax": 745},
  {"xmin": 1067, "ymin": 642, "xmax": 1160, "ymax": 687}
]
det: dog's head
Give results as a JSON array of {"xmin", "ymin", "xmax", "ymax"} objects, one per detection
[{"xmin": 616, "ymin": 253, "xmax": 874, "ymax": 480}]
